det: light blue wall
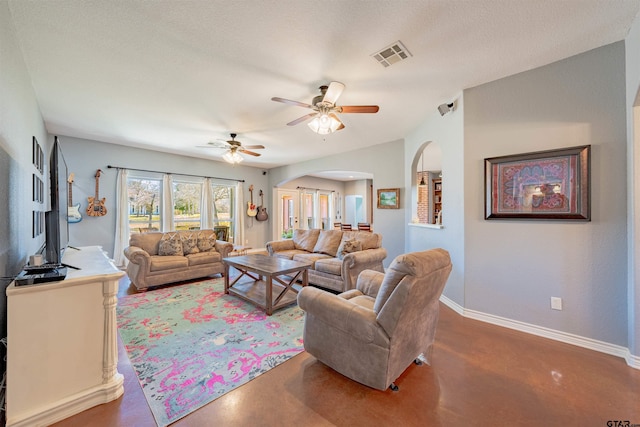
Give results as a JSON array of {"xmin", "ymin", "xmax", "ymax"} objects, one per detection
[
  {"xmin": 404, "ymin": 96, "xmax": 465, "ymax": 305},
  {"xmin": 269, "ymin": 139, "xmax": 405, "ymax": 266},
  {"xmin": 60, "ymin": 137, "xmax": 270, "ymax": 257},
  {"xmin": 464, "ymin": 42, "xmax": 628, "ymax": 346},
  {"xmin": 625, "ymin": 14, "xmax": 640, "ymax": 358},
  {"xmin": 0, "ymin": 0, "xmax": 50, "ymax": 359},
  {"xmin": 0, "ymin": 0, "xmax": 50, "ymax": 272},
  {"xmin": 278, "ymin": 175, "xmax": 345, "ymax": 193}
]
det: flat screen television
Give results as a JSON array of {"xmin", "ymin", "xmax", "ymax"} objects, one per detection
[{"xmin": 44, "ymin": 136, "xmax": 70, "ymax": 265}]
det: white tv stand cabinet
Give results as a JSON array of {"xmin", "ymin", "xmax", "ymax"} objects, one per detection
[{"xmin": 6, "ymin": 246, "xmax": 125, "ymax": 427}]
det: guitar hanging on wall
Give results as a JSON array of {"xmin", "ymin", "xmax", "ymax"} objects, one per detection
[
  {"xmin": 247, "ymin": 185, "xmax": 257, "ymax": 217},
  {"xmin": 67, "ymin": 173, "xmax": 82, "ymax": 223},
  {"xmin": 87, "ymin": 169, "xmax": 107, "ymax": 217},
  {"xmin": 256, "ymin": 189, "xmax": 268, "ymax": 221}
]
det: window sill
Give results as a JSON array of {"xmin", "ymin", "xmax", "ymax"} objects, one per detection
[{"xmin": 408, "ymin": 223, "xmax": 444, "ymax": 230}]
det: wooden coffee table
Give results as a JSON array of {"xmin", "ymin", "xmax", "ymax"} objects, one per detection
[{"xmin": 223, "ymin": 254, "xmax": 311, "ymax": 315}]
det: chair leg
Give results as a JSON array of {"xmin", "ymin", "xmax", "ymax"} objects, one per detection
[
  {"xmin": 389, "ymin": 357, "xmax": 425, "ymax": 392},
  {"xmin": 419, "ymin": 345, "xmax": 434, "ymax": 365}
]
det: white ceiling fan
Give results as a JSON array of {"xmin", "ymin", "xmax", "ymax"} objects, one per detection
[
  {"xmin": 198, "ymin": 133, "xmax": 264, "ymax": 163},
  {"xmin": 271, "ymin": 81, "xmax": 379, "ymax": 134}
]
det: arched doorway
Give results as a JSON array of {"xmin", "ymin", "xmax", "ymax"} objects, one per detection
[
  {"xmin": 414, "ymin": 142, "xmax": 442, "ymax": 225},
  {"xmin": 273, "ymin": 170, "xmax": 373, "ymax": 237}
]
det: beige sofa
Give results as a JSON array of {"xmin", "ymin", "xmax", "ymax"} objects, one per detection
[
  {"xmin": 124, "ymin": 230, "xmax": 234, "ymax": 291},
  {"xmin": 266, "ymin": 228, "xmax": 387, "ymax": 293}
]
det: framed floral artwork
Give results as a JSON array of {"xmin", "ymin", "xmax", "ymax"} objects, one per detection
[{"xmin": 485, "ymin": 145, "xmax": 590, "ymax": 220}]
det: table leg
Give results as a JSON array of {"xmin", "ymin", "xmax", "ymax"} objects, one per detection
[
  {"xmin": 266, "ymin": 275, "xmax": 273, "ymax": 315},
  {"xmin": 224, "ymin": 263, "xmax": 230, "ymax": 294}
]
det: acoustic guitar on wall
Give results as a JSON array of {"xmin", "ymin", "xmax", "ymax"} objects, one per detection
[
  {"xmin": 67, "ymin": 173, "xmax": 82, "ymax": 223},
  {"xmin": 247, "ymin": 185, "xmax": 257, "ymax": 217},
  {"xmin": 87, "ymin": 169, "xmax": 107, "ymax": 217},
  {"xmin": 256, "ymin": 189, "xmax": 268, "ymax": 221}
]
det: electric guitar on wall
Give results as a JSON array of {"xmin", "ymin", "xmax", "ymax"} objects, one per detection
[
  {"xmin": 247, "ymin": 185, "xmax": 257, "ymax": 217},
  {"xmin": 67, "ymin": 173, "xmax": 82, "ymax": 223},
  {"xmin": 256, "ymin": 189, "xmax": 268, "ymax": 221},
  {"xmin": 86, "ymin": 169, "xmax": 107, "ymax": 217}
]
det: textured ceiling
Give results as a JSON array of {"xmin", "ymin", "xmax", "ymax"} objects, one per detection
[{"xmin": 7, "ymin": 0, "xmax": 640, "ymax": 168}]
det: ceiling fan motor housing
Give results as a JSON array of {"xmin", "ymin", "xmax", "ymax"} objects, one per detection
[
  {"xmin": 312, "ymin": 85, "xmax": 329, "ymax": 106},
  {"xmin": 227, "ymin": 133, "xmax": 241, "ymax": 147}
]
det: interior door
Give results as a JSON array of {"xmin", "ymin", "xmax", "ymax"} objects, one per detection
[
  {"xmin": 318, "ymin": 191, "xmax": 331, "ymax": 230},
  {"xmin": 276, "ymin": 189, "xmax": 299, "ymax": 237},
  {"xmin": 344, "ymin": 195, "xmax": 364, "ymax": 228},
  {"xmin": 301, "ymin": 189, "xmax": 315, "ymax": 229}
]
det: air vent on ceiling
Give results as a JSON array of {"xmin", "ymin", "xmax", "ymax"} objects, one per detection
[{"xmin": 371, "ymin": 40, "xmax": 412, "ymax": 68}]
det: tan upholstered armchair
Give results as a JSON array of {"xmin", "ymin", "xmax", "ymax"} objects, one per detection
[{"xmin": 297, "ymin": 248, "xmax": 452, "ymax": 391}]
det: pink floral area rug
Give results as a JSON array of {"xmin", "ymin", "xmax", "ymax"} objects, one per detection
[{"xmin": 116, "ymin": 277, "xmax": 305, "ymax": 427}]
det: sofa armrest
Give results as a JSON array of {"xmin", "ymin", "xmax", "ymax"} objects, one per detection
[
  {"xmin": 124, "ymin": 246, "xmax": 150, "ymax": 268},
  {"xmin": 355, "ymin": 269, "xmax": 385, "ymax": 298},
  {"xmin": 341, "ymin": 247, "xmax": 388, "ymax": 291},
  {"xmin": 266, "ymin": 239, "xmax": 295, "ymax": 255},
  {"xmin": 215, "ymin": 240, "xmax": 234, "ymax": 258},
  {"xmin": 339, "ymin": 289, "xmax": 364, "ymax": 300},
  {"xmin": 124, "ymin": 246, "xmax": 151, "ymax": 289},
  {"xmin": 298, "ymin": 287, "xmax": 378, "ymax": 343}
]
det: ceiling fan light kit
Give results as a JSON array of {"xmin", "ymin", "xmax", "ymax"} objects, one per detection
[
  {"xmin": 223, "ymin": 149, "xmax": 243, "ymax": 164},
  {"xmin": 272, "ymin": 81, "xmax": 379, "ymax": 135},
  {"xmin": 308, "ymin": 110, "xmax": 342, "ymax": 134}
]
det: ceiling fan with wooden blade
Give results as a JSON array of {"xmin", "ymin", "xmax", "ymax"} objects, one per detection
[
  {"xmin": 197, "ymin": 133, "xmax": 264, "ymax": 162},
  {"xmin": 271, "ymin": 81, "xmax": 379, "ymax": 134}
]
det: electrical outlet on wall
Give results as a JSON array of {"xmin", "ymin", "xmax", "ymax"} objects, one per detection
[{"xmin": 551, "ymin": 297, "xmax": 563, "ymax": 310}]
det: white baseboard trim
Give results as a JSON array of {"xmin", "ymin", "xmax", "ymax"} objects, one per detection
[
  {"xmin": 6, "ymin": 375, "xmax": 124, "ymax": 427},
  {"xmin": 439, "ymin": 295, "xmax": 639, "ymax": 370},
  {"xmin": 626, "ymin": 351, "xmax": 640, "ymax": 369}
]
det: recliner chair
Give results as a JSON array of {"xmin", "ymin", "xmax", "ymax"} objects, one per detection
[{"xmin": 297, "ymin": 248, "xmax": 452, "ymax": 391}]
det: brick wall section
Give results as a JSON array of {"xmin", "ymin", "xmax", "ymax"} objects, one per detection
[{"xmin": 417, "ymin": 172, "xmax": 429, "ymax": 223}]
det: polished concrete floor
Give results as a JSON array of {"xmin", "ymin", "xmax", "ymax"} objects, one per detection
[{"xmin": 52, "ymin": 276, "xmax": 640, "ymax": 427}]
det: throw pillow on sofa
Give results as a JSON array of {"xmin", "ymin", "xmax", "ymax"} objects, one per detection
[
  {"xmin": 293, "ymin": 229, "xmax": 321, "ymax": 252},
  {"xmin": 343, "ymin": 230, "xmax": 379, "ymax": 250},
  {"xmin": 196, "ymin": 231, "xmax": 217, "ymax": 252},
  {"xmin": 337, "ymin": 238, "xmax": 362, "ymax": 260},
  {"xmin": 181, "ymin": 233, "xmax": 200, "ymax": 255},
  {"xmin": 313, "ymin": 229, "xmax": 343, "ymax": 256},
  {"xmin": 159, "ymin": 232, "xmax": 184, "ymax": 256}
]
